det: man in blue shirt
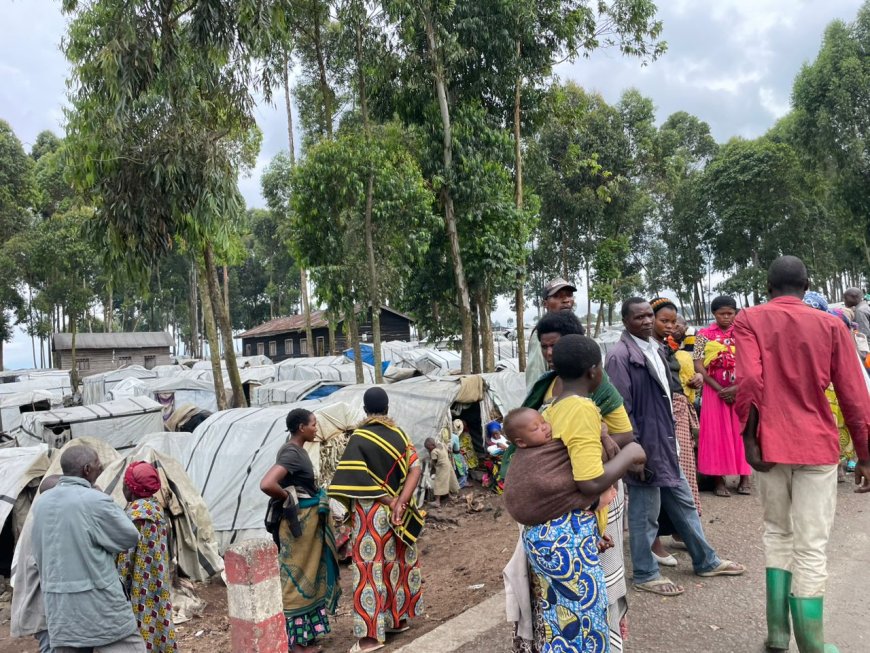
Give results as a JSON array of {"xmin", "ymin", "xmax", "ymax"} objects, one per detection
[{"xmin": 31, "ymin": 444, "xmax": 144, "ymax": 653}]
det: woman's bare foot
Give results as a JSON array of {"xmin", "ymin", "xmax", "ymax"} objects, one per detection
[
  {"xmin": 714, "ymin": 478, "xmax": 731, "ymax": 497},
  {"xmin": 651, "ymin": 536, "xmax": 669, "ymax": 558}
]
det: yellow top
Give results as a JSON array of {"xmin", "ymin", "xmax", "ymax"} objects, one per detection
[
  {"xmin": 545, "ymin": 379, "xmax": 633, "ymax": 435},
  {"xmin": 542, "ymin": 395, "xmax": 609, "ymax": 535},
  {"xmin": 675, "ymin": 350, "xmax": 697, "ymax": 404}
]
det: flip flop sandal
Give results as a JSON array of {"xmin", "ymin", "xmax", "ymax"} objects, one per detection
[
  {"xmin": 697, "ymin": 560, "xmax": 746, "ymax": 577},
  {"xmin": 386, "ymin": 624, "xmax": 411, "ymax": 633},
  {"xmin": 714, "ymin": 487, "xmax": 731, "ymax": 497},
  {"xmin": 652, "ymin": 552, "xmax": 678, "ymax": 567},
  {"xmin": 737, "ymin": 485, "xmax": 752, "ymax": 495},
  {"xmin": 348, "ymin": 642, "xmax": 385, "ymax": 653},
  {"xmin": 633, "ymin": 578, "xmax": 685, "ymax": 596}
]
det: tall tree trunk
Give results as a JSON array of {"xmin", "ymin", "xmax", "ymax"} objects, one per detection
[
  {"xmin": 346, "ymin": 307, "xmax": 365, "ymax": 384},
  {"xmin": 70, "ymin": 311, "xmax": 79, "ymax": 389},
  {"xmin": 513, "ymin": 52, "xmax": 527, "ymax": 372},
  {"xmin": 585, "ymin": 261, "xmax": 592, "ymax": 332},
  {"xmin": 471, "ymin": 298, "xmax": 481, "ymax": 375},
  {"xmin": 189, "ymin": 263, "xmax": 200, "ymax": 359},
  {"xmin": 223, "ymin": 265, "xmax": 230, "ymax": 317},
  {"xmin": 203, "ymin": 245, "xmax": 246, "ymax": 407},
  {"xmin": 478, "ymin": 287, "xmax": 495, "ymax": 373},
  {"xmin": 105, "ymin": 282, "xmax": 113, "ymax": 333},
  {"xmin": 313, "ymin": 5, "xmax": 333, "ymax": 138},
  {"xmin": 424, "ymin": 8, "xmax": 473, "ymax": 373},
  {"xmin": 327, "ymin": 316, "xmax": 336, "ymax": 356},
  {"xmin": 301, "ymin": 269, "xmax": 314, "ymax": 357},
  {"xmin": 197, "ymin": 263, "xmax": 227, "ymax": 411},
  {"xmin": 282, "ymin": 51, "xmax": 296, "ymax": 166},
  {"xmin": 356, "ymin": 11, "xmax": 384, "ymax": 384}
]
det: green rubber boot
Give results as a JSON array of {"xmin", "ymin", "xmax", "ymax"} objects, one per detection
[
  {"xmin": 789, "ymin": 594, "xmax": 840, "ymax": 653},
  {"xmin": 765, "ymin": 568, "xmax": 792, "ymax": 650}
]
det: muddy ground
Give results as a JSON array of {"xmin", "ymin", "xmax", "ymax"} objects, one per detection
[{"xmin": 0, "ymin": 487, "xmax": 517, "ymax": 653}]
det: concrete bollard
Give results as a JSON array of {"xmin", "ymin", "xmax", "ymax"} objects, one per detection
[{"xmin": 225, "ymin": 537, "xmax": 288, "ymax": 653}]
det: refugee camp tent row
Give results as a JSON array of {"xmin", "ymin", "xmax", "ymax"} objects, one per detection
[
  {"xmin": 0, "ymin": 391, "xmax": 58, "ymax": 437},
  {"xmin": 0, "ymin": 373, "xmax": 73, "ymax": 400},
  {"xmin": 191, "ymin": 354, "xmax": 273, "ymax": 370},
  {"xmin": 135, "ymin": 401, "xmax": 358, "ymax": 551},
  {"xmin": 82, "ymin": 365, "xmax": 159, "ymax": 405},
  {"xmin": 279, "ymin": 361, "xmax": 377, "ymax": 383},
  {"xmin": 17, "ymin": 396, "xmax": 165, "ymax": 450},
  {"xmin": 0, "ymin": 445, "xmax": 49, "ymax": 573},
  {"xmin": 275, "ymin": 355, "xmax": 352, "ymax": 379},
  {"xmin": 250, "ymin": 379, "xmax": 350, "ymax": 406},
  {"xmin": 393, "ymin": 348, "xmax": 462, "ymax": 376}
]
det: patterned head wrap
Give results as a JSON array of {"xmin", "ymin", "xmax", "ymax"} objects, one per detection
[
  {"xmin": 486, "ymin": 420, "xmax": 503, "ymax": 436},
  {"xmin": 124, "ymin": 461, "xmax": 161, "ymax": 499},
  {"xmin": 828, "ymin": 307, "xmax": 854, "ymax": 329},
  {"xmin": 802, "ymin": 291, "xmax": 829, "ymax": 312}
]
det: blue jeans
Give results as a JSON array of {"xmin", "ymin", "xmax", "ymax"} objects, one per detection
[{"xmin": 627, "ymin": 471, "xmax": 721, "ymax": 584}]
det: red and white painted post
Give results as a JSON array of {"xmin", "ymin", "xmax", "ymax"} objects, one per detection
[{"xmin": 225, "ymin": 538, "xmax": 288, "ymax": 653}]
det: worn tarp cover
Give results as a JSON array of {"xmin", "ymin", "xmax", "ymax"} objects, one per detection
[
  {"xmin": 480, "ymin": 372, "xmax": 526, "ymax": 418},
  {"xmin": 17, "ymin": 397, "xmax": 164, "ymax": 449},
  {"xmin": 135, "ymin": 377, "xmax": 227, "ymax": 415},
  {"xmin": 322, "ymin": 377, "xmax": 467, "ymax": 450},
  {"xmin": 191, "ymin": 355, "xmax": 272, "ymax": 370},
  {"xmin": 251, "ymin": 379, "xmax": 349, "ymax": 406},
  {"xmin": 137, "ymin": 402, "xmax": 357, "ymax": 550},
  {"xmin": 82, "ymin": 366, "xmax": 158, "ymax": 405},
  {"xmin": 0, "ymin": 445, "xmax": 49, "ymax": 534},
  {"xmin": 276, "ymin": 356, "xmax": 351, "ymax": 380},
  {"xmin": 0, "ymin": 376, "xmax": 73, "ymax": 400},
  {"xmin": 238, "ymin": 365, "xmax": 277, "ymax": 386},
  {"xmin": 97, "ymin": 447, "xmax": 224, "ymax": 581},
  {"xmin": 281, "ymin": 363, "xmax": 376, "ymax": 383},
  {"xmin": 395, "ymin": 348, "xmax": 461, "ymax": 376},
  {"xmin": 0, "ymin": 391, "xmax": 56, "ymax": 435}
]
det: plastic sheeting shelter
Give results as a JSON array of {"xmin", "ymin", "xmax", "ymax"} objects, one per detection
[
  {"xmin": 82, "ymin": 366, "xmax": 158, "ymax": 405},
  {"xmin": 135, "ymin": 377, "xmax": 229, "ymax": 416},
  {"xmin": 17, "ymin": 397, "xmax": 165, "ymax": 450},
  {"xmin": 0, "ymin": 391, "xmax": 56, "ymax": 436},
  {"xmin": 191, "ymin": 355, "xmax": 272, "ymax": 370},
  {"xmin": 0, "ymin": 445, "xmax": 49, "ymax": 539},
  {"xmin": 0, "ymin": 375, "xmax": 73, "ymax": 400},
  {"xmin": 136, "ymin": 402, "xmax": 358, "ymax": 550},
  {"xmin": 97, "ymin": 447, "xmax": 224, "ymax": 581},
  {"xmin": 280, "ymin": 362, "xmax": 376, "ymax": 383},
  {"xmin": 479, "ymin": 372, "xmax": 526, "ymax": 419},
  {"xmin": 322, "ymin": 376, "xmax": 483, "ymax": 450},
  {"xmin": 495, "ymin": 358, "xmax": 520, "ymax": 373},
  {"xmin": 276, "ymin": 356, "xmax": 351, "ymax": 380},
  {"xmin": 251, "ymin": 379, "xmax": 349, "ymax": 407},
  {"xmin": 394, "ymin": 348, "xmax": 461, "ymax": 376}
]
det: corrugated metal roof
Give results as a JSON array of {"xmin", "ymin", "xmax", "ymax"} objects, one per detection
[
  {"xmin": 239, "ymin": 306, "xmax": 414, "ymax": 339},
  {"xmin": 52, "ymin": 332, "xmax": 174, "ymax": 351}
]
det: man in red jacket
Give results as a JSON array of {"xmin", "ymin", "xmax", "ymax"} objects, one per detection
[{"xmin": 734, "ymin": 255, "xmax": 870, "ymax": 653}]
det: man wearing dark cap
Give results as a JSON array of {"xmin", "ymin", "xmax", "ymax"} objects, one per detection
[
  {"xmin": 525, "ymin": 277, "xmax": 578, "ymax": 390},
  {"xmin": 734, "ymin": 255, "xmax": 870, "ymax": 653}
]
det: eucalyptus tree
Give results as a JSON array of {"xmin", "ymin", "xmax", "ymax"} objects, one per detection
[{"xmin": 59, "ymin": 0, "xmax": 286, "ymax": 406}]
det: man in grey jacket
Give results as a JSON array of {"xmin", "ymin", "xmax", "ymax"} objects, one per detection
[{"xmin": 31, "ymin": 444, "xmax": 144, "ymax": 653}]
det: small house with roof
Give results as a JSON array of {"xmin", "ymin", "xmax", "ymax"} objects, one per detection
[
  {"xmin": 51, "ymin": 332, "xmax": 175, "ymax": 377},
  {"xmin": 238, "ymin": 306, "xmax": 414, "ymax": 362}
]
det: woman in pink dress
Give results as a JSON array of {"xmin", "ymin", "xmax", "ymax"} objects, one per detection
[{"xmin": 693, "ymin": 296, "xmax": 752, "ymax": 496}]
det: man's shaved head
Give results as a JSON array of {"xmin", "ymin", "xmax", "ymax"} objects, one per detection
[
  {"xmin": 59, "ymin": 444, "xmax": 101, "ymax": 483},
  {"xmin": 768, "ymin": 256, "xmax": 809, "ymax": 297}
]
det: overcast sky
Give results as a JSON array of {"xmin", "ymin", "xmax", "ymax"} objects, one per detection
[{"xmin": 1, "ymin": 0, "xmax": 865, "ymax": 368}]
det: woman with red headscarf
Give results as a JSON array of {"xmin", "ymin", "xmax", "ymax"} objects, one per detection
[{"xmin": 116, "ymin": 461, "xmax": 177, "ymax": 652}]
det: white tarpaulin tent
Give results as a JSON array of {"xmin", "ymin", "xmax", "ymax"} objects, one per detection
[
  {"xmin": 134, "ymin": 377, "xmax": 228, "ymax": 416},
  {"xmin": 0, "ymin": 391, "xmax": 57, "ymax": 436},
  {"xmin": 17, "ymin": 397, "xmax": 165, "ymax": 450},
  {"xmin": 281, "ymin": 363, "xmax": 376, "ymax": 383},
  {"xmin": 380, "ymin": 340, "xmax": 419, "ymax": 362},
  {"xmin": 0, "ymin": 375, "xmax": 73, "ymax": 400},
  {"xmin": 0, "ymin": 445, "xmax": 49, "ymax": 538},
  {"xmin": 97, "ymin": 447, "xmax": 224, "ymax": 581},
  {"xmin": 276, "ymin": 356, "xmax": 351, "ymax": 380},
  {"xmin": 495, "ymin": 358, "xmax": 520, "ymax": 373},
  {"xmin": 192, "ymin": 355, "xmax": 273, "ymax": 370},
  {"xmin": 480, "ymin": 372, "xmax": 526, "ymax": 418},
  {"xmin": 395, "ymin": 348, "xmax": 461, "ymax": 376},
  {"xmin": 251, "ymin": 379, "xmax": 350, "ymax": 407},
  {"xmin": 239, "ymin": 365, "xmax": 278, "ymax": 386},
  {"xmin": 82, "ymin": 366, "xmax": 158, "ymax": 405},
  {"xmin": 137, "ymin": 402, "xmax": 358, "ymax": 550},
  {"xmin": 320, "ymin": 376, "xmax": 485, "ymax": 450}
]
